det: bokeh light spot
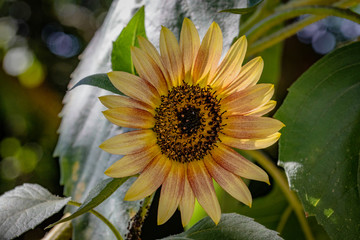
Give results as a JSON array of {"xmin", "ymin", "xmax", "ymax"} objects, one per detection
[
  {"xmin": 1, "ymin": 157, "xmax": 21, "ymax": 180},
  {"xmin": 0, "ymin": 138, "xmax": 21, "ymax": 158},
  {"xmin": 16, "ymin": 146, "xmax": 39, "ymax": 173},
  {"xmin": 312, "ymin": 31, "xmax": 336, "ymax": 55},
  {"xmin": 19, "ymin": 59, "xmax": 45, "ymax": 88},
  {"xmin": 0, "ymin": 17, "xmax": 18, "ymax": 48},
  {"xmin": 46, "ymin": 32, "xmax": 80, "ymax": 58},
  {"xmin": 3, "ymin": 46, "xmax": 34, "ymax": 76}
]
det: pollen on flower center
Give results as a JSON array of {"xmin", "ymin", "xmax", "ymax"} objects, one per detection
[{"xmin": 153, "ymin": 82, "xmax": 224, "ymax": 163}]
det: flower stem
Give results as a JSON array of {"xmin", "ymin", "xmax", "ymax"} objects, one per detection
[
  {"xmin": 246, "ymin": 0, "xmax": 359, "ymax": 56},
  {"xmin": 67, "ymin": 200, "xmax": 123, "ymax": 240},
  {"xmin": 126, "ymin": 193, "xmax": 154, "ymax": 240},
  {"xmin": 244, "ymin": 150, "xmax": 315, "ymax": 240}
]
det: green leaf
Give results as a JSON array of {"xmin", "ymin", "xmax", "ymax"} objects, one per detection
[
  {"xmin": 47, "ymin": 177, "xmax": 129, "ymax": 228},
  {"xmin": 220, "ymin": 0, "xmax": 264, "ymax": 14},
  {"xmin": 275, "ymin": 42, "xmax": 360, "ymax": 239},
  {"xmin": 164, "ymin": 213, "xmax": 283, "ymax": 240},
  {"xmin": 111, "ymin": 6, "xmax": 146, "ymax": 73},
  {"xmin": 0, "ymin": 184, "xmax": 70, "ymax": 239},
  {"xmin": 70, "ymin": 73, "xmax": 122, "ymax": 95},
  {"xmin": 55, "ymin": 1, "xmax": 246, "ymax": 239}
]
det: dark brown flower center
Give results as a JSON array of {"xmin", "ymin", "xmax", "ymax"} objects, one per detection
[{"xmin": 153, "ymin": 82, "xmax": 224, "ymax": 163}]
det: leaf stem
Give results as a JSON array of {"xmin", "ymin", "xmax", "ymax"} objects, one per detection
[
  {"xmin": 246, "ymin": 5, "xmax": 360, "ymax": 44},
  {"xmin": 246, "ymin": 0, "xmax": 359, "ymax": 56},
  {"xmin": 244, "ymin": 150, "xmax": 315, "ymax": 240},
  {"xmin": 276, "ymin": 205, "xmax": 293, "ymax": 234},
  {"xmin": 67, "ymin": 200, "xmax": 123, "ymax": 240}
]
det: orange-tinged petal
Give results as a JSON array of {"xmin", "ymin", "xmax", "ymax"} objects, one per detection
[
  {"xmin": 187, "ymin": 160, "xmax": 221, "ymax": 224},
  {"xmin": 107, "ymin": 71, "xmax": 160, "ymax": 107},
  {"xmin": 99, "ymin": 95, "xmax": 153, "ymax": 113},
  {"xmin": 103, "ymin": 107, "xmax": 155, "ymax": 129},
  {"xmin": 179, "ymin": 167, "xmax": 195, "ymax": 227},
  {"xmin": 204, "ymin": 155, "xmax": 252, "ymax": 206},
  {"xmin": 131, "ymin": 47, "xmax": 168, "ymax": 95},
  {"xmin": 158, "ymin": 162, "xmax": 185, "ymax": 225},
  {"xmin": 99, "ymin": 130, "xmax": 157, "ymax": 155},
  {"xmin": 211, "ymin": 143, "xmax": 269, "ymax": 183},
  {"xmin": 221, "ymin": 84, "xmax": 274, "ymax": 116},
  {"xmin": 219, "ymin": 132, "xmax": 281, "ymax": 150},
  {"xmin": 180, "ymin": 18, "xmax": 200, "ymax": 77},
  {"xmin": 160, "ymin": 27, "xmax": 184, "ymax": 87},
  {"xmin": 124, "ymin": 155, "xmax": 171, "ymax": 201},
  {"xmin": 138, "ymin": 36, "xmax": 171, "ymax": 88},
  {"xmin": 221, "ymin": 57, "xmax": 263, "ymax": 96},
  {"xmin": 104, "ymin": 144, "xmax": 161, "ymax": 178},
  {"xmin": 222, "ymin": 115, "xmax": 284, "ymax": 139},
  {"xmin": 192, "ymin": 22, "xmax": 222, "ymax": 84},
  {"xmin": 245, "ymin": 100, "xmax": 276, "ymax": 117},
  {"xmin": 211, "ymin": 36, "xmax": 247, "ymax": 87}
]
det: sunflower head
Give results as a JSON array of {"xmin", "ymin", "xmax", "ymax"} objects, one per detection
[{"xmin": 99, "ymin": 18, "xmax": 284, "ymax": 226}]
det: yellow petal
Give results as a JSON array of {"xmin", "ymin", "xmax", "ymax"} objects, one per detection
[
  {"xmin": 104, "ymin": 144, "xmax": 161, "ymax": 178},
  {"xmin": 221, "ymin": 57, "xmax": 263, "ymax": 96},
  {"xmin": 99, "ymin": 130, "xmax": 157, "ymax": 155},
  {"xmin": 102, "ymin": 107, "xmax": 155, "ymax": 129},
  {"xmin": 138, "ymin": 36, "xmax": 172, "ymax": 88},
  {"xmin": 158, "ymin": 162, "xmax": 185, "ymax": 225},
  {"xmin": 204, "ymin": 155, "xmax": 252, "ymax": 207},
  {"xmin": 192, "ymin": 22, "xmax": 222, "ymax": 84},
  {"xmin": 99, "ymin": 95, "xmax": 153, "ymax": 113},
  {"xmin": 245, "ymin": 100, "xmax": 276, "ymax": 117},
  {"xmin": 107, "ymin": 71, "xmax": 160, "ymax": 107},
  {"xmin": 131, "ymin": 47, "xmax": 168, "ymax": 95},
  {"xmin": 187, "ymin": 160, "xmax": 221, "ymax": 224},
  {"xmin": 222, "ymin": 115, "xmax": 284, "ymax": 139},
  {"xmin": 160, "ymin": 27, "xmax": 184, "ymax": 87},
  {"xmin": 219, "ymin": 132, "xmax": 281, "ymax": 150},
  {"xmin": 179, "ymin": 167, "xmax": 195, "ymax": 227},
  {"xmin": 180, "ymin": 18, "xmax": 200, "ymax": 77},
  {"xmin": 221, "ymin": 84, "xmax": 274, "ymax": 116},
  {"xmin": 211, "ymin": 36, "xmax": 247, "ymax": 87},
  {"xmin": 124, "ymin": 155, "xmax": 172, "ymax": 201},
  {"xmin": 211, "ymin": 143, "xmax": 269, "ymax": 183}
]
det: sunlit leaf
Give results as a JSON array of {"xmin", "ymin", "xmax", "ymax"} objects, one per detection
[
  {"xmin": 0, "ymin": 184, "xmax": 70, "ymax": 240},
  {"xmin": 111, "ymin": 6, "xmax": 146, "ymax": 73},
  {"xmin": 275, "ymin": 42, "xmax": 360, "ymax": 239},
  {"xmin": 163, "ymin": 213, "xmax": 283, "ymax": 240}
]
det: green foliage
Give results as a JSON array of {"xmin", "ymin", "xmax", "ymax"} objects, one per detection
[
  {"xmin": 70, "ymin": 74, "xmax": 122, "ymax": 95},
  {"xmin": 275, "ymin": 42, "xmax": 360, "ymax": 239},
  {"xmin": 0, "ymin": 184, "xmax": 70, "ymax": 239},
  {"xmin": 164, "ymin": 213, "xmax": 283, "ymax": 240},
  {"xmin": 220, "ymin": 0, "xmax": 264, "ymax": 14},
  {"xmin": 111, "ymin": 6, "xmax": 146, "ymax": 73},
  {"xmin": 47, "ymin": 177, "xmax": 129, "ymax": 228}
]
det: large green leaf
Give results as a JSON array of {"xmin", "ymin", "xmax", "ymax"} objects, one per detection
[
  {"xmin": 55, "ymin": 0, "xmax": 246, "ymax": 239},
  {"xmin": 163, "ymin": 213, "xmax": 283, "ymax": 240},
  {"xmin": 0, "ymin": 184, "xmax": 70, "ymax": 240},
  {"xmin": 111, "ymin": 6, "xmax": 146, "ymax": 73},
  {"xmin": 275, "ymin": 42, "xmax": 360, "ymax": 239}
]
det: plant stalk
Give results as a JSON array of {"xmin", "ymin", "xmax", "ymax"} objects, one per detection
[
  {"xmin": 245, "ymin": 150, "xmax": 315, "ymax": 240},
  {"xmin": 67, "ymin": 201, "xmax": 123, "ymax": 240}
]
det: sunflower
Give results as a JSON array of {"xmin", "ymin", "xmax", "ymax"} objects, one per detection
[{"xmin": 99, "ymin": 18, "xmax": 284, "ymax": 226}]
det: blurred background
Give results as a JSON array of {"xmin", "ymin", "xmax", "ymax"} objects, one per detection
[{"xmin": 0, "ymin": 0, "xmax": 359, "ymax": 239}]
